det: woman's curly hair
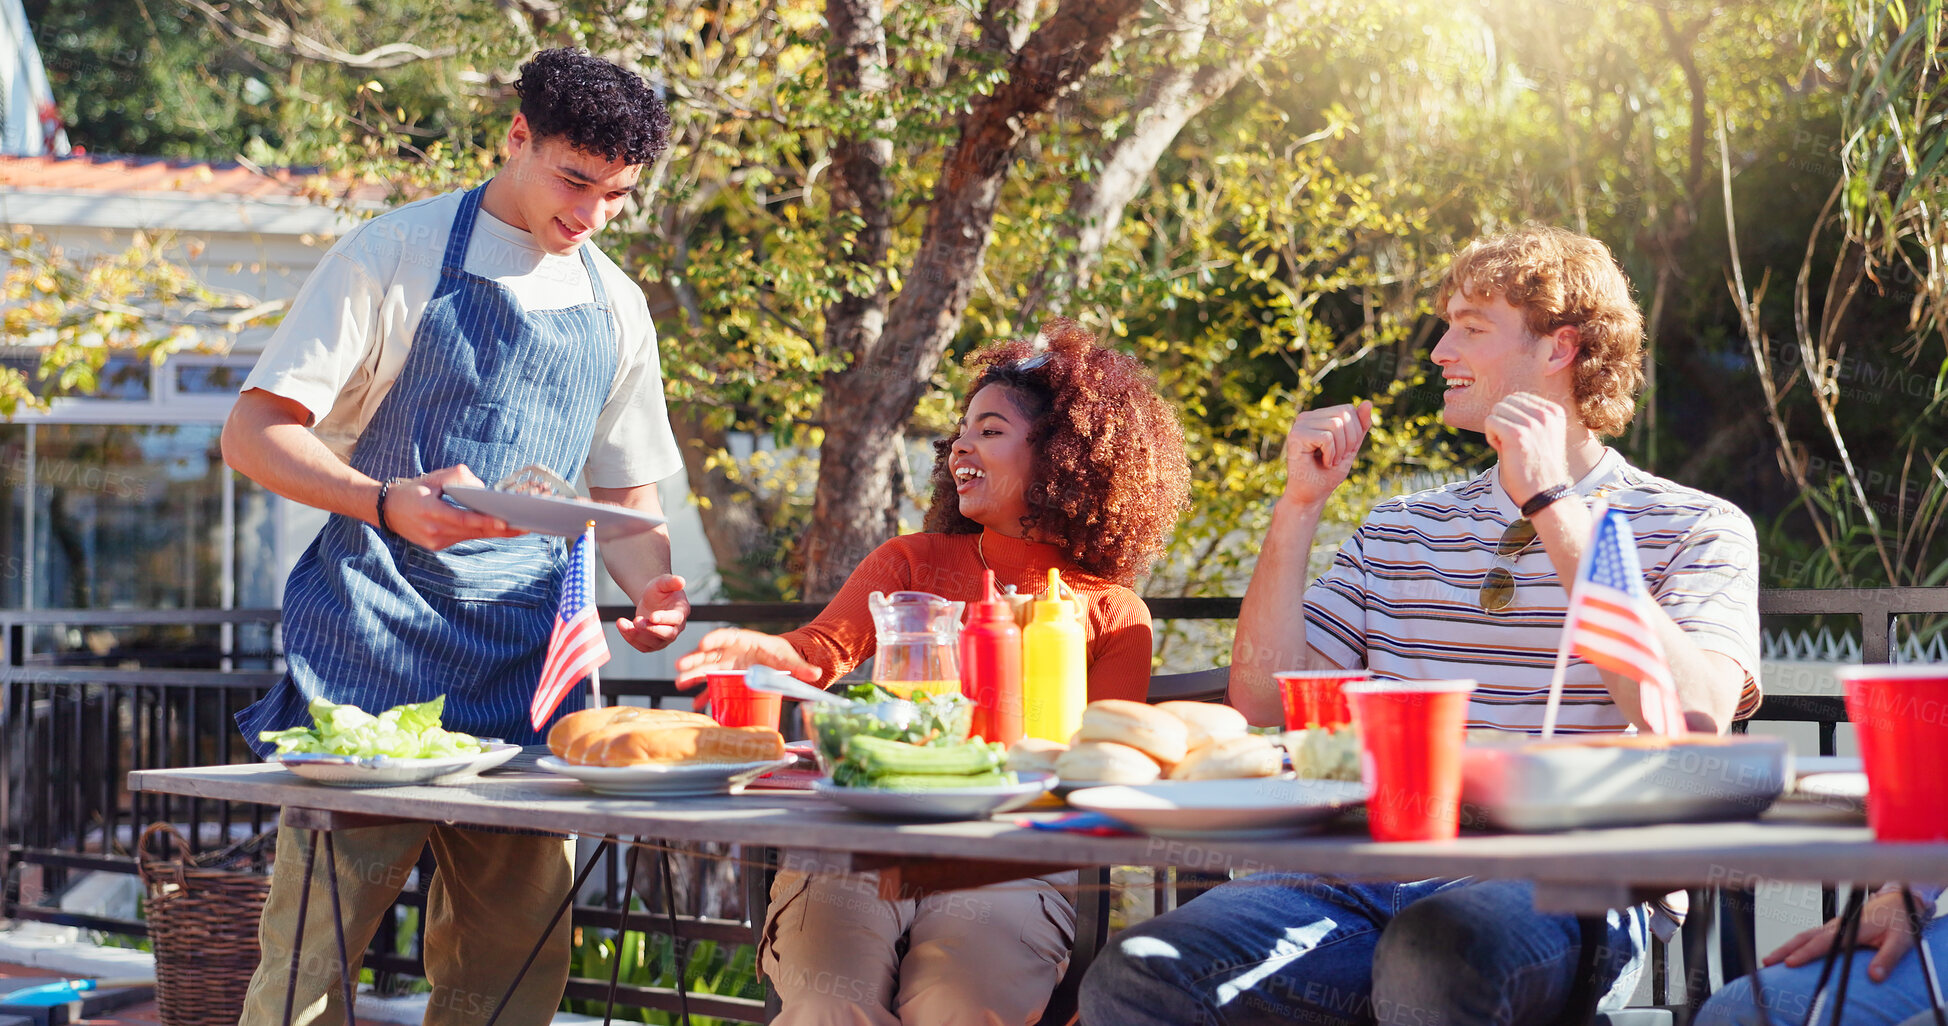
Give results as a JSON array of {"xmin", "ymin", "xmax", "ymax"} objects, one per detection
[
  {"xmin": 1434, "ymin": 224, "xmax": 1646, "ymax": 437},
  {"xmin": 921, "ymin": 319, "xmax": 1192, "ymax": 586},
  {"xmin": 515, "ymin": 48, "xmax": 672, "ymax": 166}
]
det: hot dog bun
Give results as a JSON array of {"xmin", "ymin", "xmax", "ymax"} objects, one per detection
[
  {"xmin": 1076, "ymin": 700, "xmax": 1189, "ymax": 766},
  {"xmin": 1154, "ymin": 701, "xmax": 1249, "ymax": 750},
  {"xmin": 1055, "ymin": 741, "xmax": 1164, "ymax": 785},
  {"xmin": 1005, "ymin": 737, "xmax": 1069, "ymax": 775},
  {"xmin": 584, "ymin": 724, "xmax": 786, "ymax": 766},
  {"xmin": 1168, "ymin": 734, "xmax": 1282, "ymax": 781},
  {"xmin": 547, "ymin": 706, "xmax": 715, "ymax": 758}
]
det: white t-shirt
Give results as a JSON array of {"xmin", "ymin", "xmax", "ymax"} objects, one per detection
[{"xmin": 243, "ymin": 189, "xmax": 683, "ymax": 489}]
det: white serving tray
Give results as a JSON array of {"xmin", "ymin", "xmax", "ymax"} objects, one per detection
[
  {"xmin": 537, "ymin": 755, "xmax": 797, "ymax": 797},
  {"xmin": 444, "ymin": 486, "xmax": 666, "ymax": 542},
  {"xmin": 1460, "ymin": 735, "xmax": 1789, "ymax": 832},
  {"xmin": 813, "ymin": 772, "xmax": 1056, "ymax": 821},
  {"xmin": 272, "ymin": 741, "xmax": 521, "ymax": 787},
  {"xmin": 1066, "ymin": 778, "xmax": 1366, "ymax": 839}
]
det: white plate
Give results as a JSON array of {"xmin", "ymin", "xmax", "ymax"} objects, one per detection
[
  {"xmin": 273, "ymin": 741, "xmax": 521, "ymax": 787},
  {"xmin": 1795, "ymin": 755, "xmax": 1862, "ymax": 779},
  {"xmin": 1066, "ymin": 778, "xmax": 1367, "ymax": 839},
  {"xmin": 1790, "ymin": 770, "xmax": 1869, "ymax": 814},
  {"xmin": 813, "ymin": 772, "xmax": 1056, "ymax": 821},
  {"xmin": 536, "ymin": 755, "xmax": 797, "ymax": 797},
  {"xmin": 444, "ymin": 486, "xmax": 666, "ymax": 542}
]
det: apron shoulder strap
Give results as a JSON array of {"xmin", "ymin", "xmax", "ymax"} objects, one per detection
[{"xmin": 439, "ymin": 186, "xmax": 488, "ymax": 283}]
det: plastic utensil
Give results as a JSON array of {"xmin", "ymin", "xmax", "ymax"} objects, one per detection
[
  {"xmin": 1275, "ymin": 669, "xmax": 1367, "ymax": 730},
  {"xmin": 744, "ymin": 665, "xmax": 848, "ymax": 704},
  {"xmin": 959, "ymin": 570, "xmax": 1024, "ymax": 745},
  {"xmin": 1838, "ymin": 665, "xmax": 1948, "ymax": 841},
  {"xmin": 1345, "ymin": 678, "xmax": 1476, "ymax": 842},
  {"xmin": 1022, "ymin": 568, "xmax": 1087, "ymax": 742}
]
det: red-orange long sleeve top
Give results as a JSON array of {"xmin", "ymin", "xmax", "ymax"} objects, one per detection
[{"xmin": 781, "ymin": 529, "xmax": 1154, "ymax": 703}]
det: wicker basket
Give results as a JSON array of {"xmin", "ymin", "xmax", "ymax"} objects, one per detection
[{"xmin": 137, "ymin": 823, "xmax": 276, "ymax": 1026}]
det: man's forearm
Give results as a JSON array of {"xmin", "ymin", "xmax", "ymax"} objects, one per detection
[
  {"xmin": 1230, "ymin": 499, "xmax": 1326, "ymax": 726},
  {"xmin": 589, "ymin": 484, "xmax": 674, "ymax": 602},
  {"xmin": 1531, "ymin": 498, "xmax": 1741, "ymax": 732},
  {"xmin": 221, "ymin": 390, "xmax": 381, "ymax": 526}
]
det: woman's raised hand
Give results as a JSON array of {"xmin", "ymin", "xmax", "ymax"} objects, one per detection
[{"xmin": 673, "ymin": 628, "xmax": 824, "ymax": 691}]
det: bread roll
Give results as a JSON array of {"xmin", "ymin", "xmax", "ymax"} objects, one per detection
[
  {"xmin": 549, "ymin": 706, "xmax": 715, "ymax": 759},
  {"xmin": 1076, "ymin": 700, "xmax": 1189, "ymax": 766},
  {"xmin": 1155, "ymin": 701, "xmax": 1249, "ymax": 750},
  {"xmin": 1006, "ymin": 737, "xmax": 1069, "ymax": 775},
  {"xmin": 585, "ymin": 724, "xmax": 786, "ymax": 766},
  {"xmin": 1055, "ymin": 741, "xmax": 1163, "ymax": 785},
  {"xmin": 1169, "ymin": 734, "xmax": 1282, "ymax": 781}
]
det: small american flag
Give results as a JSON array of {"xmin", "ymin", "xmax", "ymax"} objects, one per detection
[
  {"xmin": 531, "ymin": 525, "xmax": 609, "ymax": 730},
  {"xmin": 1559, "ymin": 509, "xmax": 1687, "ymax": 736}
]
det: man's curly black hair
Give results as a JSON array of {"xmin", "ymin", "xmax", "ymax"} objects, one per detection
[{"xmin": 515, "ymin": 48, "xmax": 672, "ymax": 166}]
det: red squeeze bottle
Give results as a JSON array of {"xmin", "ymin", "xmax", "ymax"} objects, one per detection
[{"xmin": 959, "ymin": 570, "xmax": 1024, "ymax": 745}]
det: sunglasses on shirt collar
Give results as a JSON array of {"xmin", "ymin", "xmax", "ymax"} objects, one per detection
[
  {"xmin": 1478, "ymin": 487, "xmax": 1611, "ymax": 612},
  {"xmin": 1479, "ymin": 518, "xmax": 1539, "ymax": 612}
]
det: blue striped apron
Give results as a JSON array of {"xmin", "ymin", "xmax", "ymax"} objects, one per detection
[{"xmin": 238, "ymin": 185, "xmax": 620, "ymax": 757}]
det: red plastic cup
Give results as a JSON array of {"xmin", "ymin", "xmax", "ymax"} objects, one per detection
[
  {"xmin": 1274, "ymin": 669, "xmax": 1368, "ymax": 730},
  {"xmin": 705, "ymin": 670, "xmax": 783, "ymax": 731},
  {"xmin": 1838, "ymin": 665, "xmax": 1948, "ymax": 842},
  {"xmin": 1345, "ymin": 679, "xmax": 1476, "ymax": 842}
]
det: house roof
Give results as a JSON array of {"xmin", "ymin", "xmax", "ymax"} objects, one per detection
[
  {"xmin": 0, "ymin": 153, "xmax": 393, "ymax": 236},
  {"xmin": 0, "ymin": 153, "xmax": 388, "ymax": 203}
]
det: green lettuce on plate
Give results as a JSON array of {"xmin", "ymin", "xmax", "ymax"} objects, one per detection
[{"xmin": 259, "ymin": 696, "xmax": 484, "ymax": 759}]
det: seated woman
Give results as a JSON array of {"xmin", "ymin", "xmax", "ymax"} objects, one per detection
[
  {"xmin": 674, "ymin": 318, "xmax": 1191, "ymax": 1026},
  {"xmin": 1694, "ymin": 883, "xmax": 1944, "ymax": 1026}
]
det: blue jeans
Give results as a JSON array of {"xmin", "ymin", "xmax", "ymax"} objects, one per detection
[
  {"xmin": 1695, "ymin": 917, "xmax": 1948, "ymax": 1026},
  {"xmin": 1079, "ymin": 876, "xmax": 1648, "ymax": 1026}
]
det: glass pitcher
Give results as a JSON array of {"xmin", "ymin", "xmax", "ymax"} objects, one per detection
[{"xmin": 867, "ymin": 590, "xmax": 965, "ymax": 699}]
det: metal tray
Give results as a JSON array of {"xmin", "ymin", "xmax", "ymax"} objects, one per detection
[
  {"xmin": 1460, "ymin": 735, "xmax": 1789, "ymax": 832},
  {"xmin": 272, "ymin": 741, "xmax": 522, "ymax": 787}
]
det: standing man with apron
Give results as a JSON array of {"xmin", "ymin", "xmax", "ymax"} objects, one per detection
[{"xmin": 221, "ymin": 49, "xmax": 688, "ymax": 1025}]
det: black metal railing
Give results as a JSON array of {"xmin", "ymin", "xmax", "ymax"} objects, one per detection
[{"xmin": 4, "ymin": 589, "xmax": 1943, "ymax": 1021}]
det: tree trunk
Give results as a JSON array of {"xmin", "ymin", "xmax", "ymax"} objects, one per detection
[
  {"xmin": 1018, "ymin": 0, "xmax": 1300, "ymax": 324},
  {"xmin": 799, "ymin": 0, "xmax": 1146, "ymax": 599}
]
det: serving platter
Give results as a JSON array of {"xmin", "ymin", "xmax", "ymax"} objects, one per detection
[
  {"xmin": 1460, "ymin": 735, "xmax": 1789, "ymax": 832},
  {"xmin": 813, "ymin": 772, "xmax": 1056, "ymax": 821},
  {"xmin": 272, "ymin": 741, "xmax": 522, "ymax": 787},
  {"xmin": 444, "ymin": 486, "xmax": 666, "ymax": 542},
  {"xmin": 1065, "ymin": 778, "xmax": 1367, "ymax": 839},
  {"xmin": 536, "ymin": 755, "xmax": 797, "ymax": 797}
]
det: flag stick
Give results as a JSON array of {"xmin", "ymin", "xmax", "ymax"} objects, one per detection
[
  {"xmin": 1541, "ymin": 498, "xmax": 1608, "ymax": 739},
  {"xmin": 586, "ymin": 520, "xmax": 604, "ymax": 709}
]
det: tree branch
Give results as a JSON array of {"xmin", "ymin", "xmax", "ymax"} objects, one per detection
[{"xmin": 182, "ymin": 0, "xmax": 457, "ymax": 68}]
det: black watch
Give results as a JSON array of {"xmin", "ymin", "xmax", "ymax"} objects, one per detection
[{"xmin": 1519, "ymin": 482, "xmax": 1575, "ymax": 519}]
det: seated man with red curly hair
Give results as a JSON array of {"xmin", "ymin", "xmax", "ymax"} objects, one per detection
[
  {"xmin": 676, "ymin": 319, "xmax": 1192, "ymax": 1025},
  {"xmin": 1080, "ymin": 225, "xmax": 1762, "ymax": 1026}
]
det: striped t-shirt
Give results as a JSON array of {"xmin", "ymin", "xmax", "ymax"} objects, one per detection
[{"xmin": 1304, "ymin": 448, "xmax": 1762, "ymax": 732}]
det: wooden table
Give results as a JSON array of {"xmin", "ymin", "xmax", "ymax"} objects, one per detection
[{"xmin": 130, "ymin": 762, "xmax": 1948, "ymax": 1024}]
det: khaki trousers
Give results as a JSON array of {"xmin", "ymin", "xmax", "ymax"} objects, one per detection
[
  {"xmin": 237, "ymin": 823, "xmax": 573, "ymax": 1026},
  {"xmin": 759, "ymin": 866, "xmax": 1077, "ymax": 1026}
]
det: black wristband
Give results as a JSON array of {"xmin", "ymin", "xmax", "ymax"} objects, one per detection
[
  {"xmin": 376, "ymin": 478, "xmax": 397, "ymax": 536},
  {"xmin": 1519, "ymin": 482, "xmax": 1575, "ymax": 519}
]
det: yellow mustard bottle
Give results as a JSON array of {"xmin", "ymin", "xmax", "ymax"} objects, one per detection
[{"xmin": 1022, "ymin": 568, "xmax": 1087, "ymax": 742}]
